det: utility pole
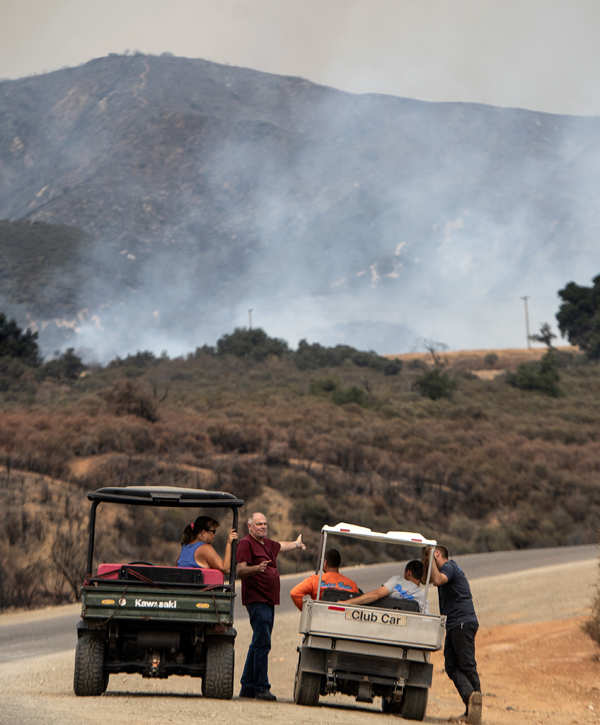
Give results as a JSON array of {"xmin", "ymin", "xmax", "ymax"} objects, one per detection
[
  {"xmin": 521, "ymin": 296, "xmax": 531, "ymax": 349},
  {"xmin": 248, "ymin": 308, "xmax": 253, "ymax": 330}
]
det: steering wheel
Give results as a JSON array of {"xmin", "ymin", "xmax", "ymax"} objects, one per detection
[{"xmin": 127, "ymin": 561, "xmax": 154, "ymax": 565}]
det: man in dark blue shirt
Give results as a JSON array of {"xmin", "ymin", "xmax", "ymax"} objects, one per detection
[{"xmin": 430, "ymin": 545, "xmax": 482, "ymax": 725}]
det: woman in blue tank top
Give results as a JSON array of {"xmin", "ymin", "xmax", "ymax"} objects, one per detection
[{"xmin": 177, "ymin": 515, "xmax": 237, "ymax": 572}]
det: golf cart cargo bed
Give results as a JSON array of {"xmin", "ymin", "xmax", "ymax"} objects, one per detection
[{"xmin": 299, "ymin": 598, "xmax": 444, "ymax": 650}]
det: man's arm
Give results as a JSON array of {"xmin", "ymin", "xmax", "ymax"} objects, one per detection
[
  {"xmin": 289, "ymin": 576, "xmax": 315, "ymax": 610},
  {"xmin": 429, "ymin": 553, "xmax": 449, "ymax": 587},
  {"xmin": 339, "ymin": 584, "xmax": 389, "ymax": 606},
  {"xmin": 237, "ymin": 560, "xmax": 270, "ymax": 578},
  {"xmin": 279, "ymin": 533, "xmax": 306, "ymax": 553}
]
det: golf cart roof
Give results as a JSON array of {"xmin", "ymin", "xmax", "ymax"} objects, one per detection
[
  {"xmin": 321, "ymin": 522, "xmax": 436, "ymax": 547},
  {"xmin": 88, "ymin": 486, "xmax": 244, "ymax": 508}
]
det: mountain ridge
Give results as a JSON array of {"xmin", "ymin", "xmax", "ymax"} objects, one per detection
[{"xmin": 2, "ymin": 53, "xmax": 600, "ymax": 359}]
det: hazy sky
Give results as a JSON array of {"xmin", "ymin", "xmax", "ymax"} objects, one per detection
[{"xmin": 2, "ymin": 0, "xmax": 600, "ymax": 116}]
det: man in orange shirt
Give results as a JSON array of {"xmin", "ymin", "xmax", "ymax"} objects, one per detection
[{"xmin": 290, "ymin": 548, "xmax": 360, "ymax": 610}]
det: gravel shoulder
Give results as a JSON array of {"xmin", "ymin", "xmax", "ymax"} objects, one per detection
[{"xmin": 0, "ymin": 560, "xmax": 598, "ymax": 725}]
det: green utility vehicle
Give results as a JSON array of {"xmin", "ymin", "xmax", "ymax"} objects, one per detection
[{"xmin": 74, "ymin": 486, "xmax": 244, "ymax": 698}]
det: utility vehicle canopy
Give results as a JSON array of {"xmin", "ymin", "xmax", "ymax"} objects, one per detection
[
  {"xmin": 317, "ymin": 522, "xmax": 437, "ymax": 606},
  {"xmin": 321, "ymin": 522, "xmax": 436, "ymax": 548},
  {"xmin": 88, "ymin": 485, "xmax": 244, "ymax": 508},
  {"xmin": 85, "ymin": 485, "xmax": 244, "ymax": 580}
]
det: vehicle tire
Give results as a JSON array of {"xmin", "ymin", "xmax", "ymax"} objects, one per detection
[
  {"xmin": 381, "ymin": 694, "xmax": 403, "ymax": 714},
  {"xmin": 73, "ymin": 633, "xmax": 107, "ymax": 696},
  {"xmin": 293, "ymin": 660, "xmax": 320, "ymax": 706},
  {"xmin": 400, "ymin": 685, "xmax": 428, "ymax": 721},
  {"xmin": 202, "ymin": 638, "xmax": 234, "ymax": 699}
]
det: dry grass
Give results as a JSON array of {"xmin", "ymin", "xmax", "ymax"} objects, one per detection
[{"xmin": 0, "ymin": 345, "xmax": 599, "ymax": 608}]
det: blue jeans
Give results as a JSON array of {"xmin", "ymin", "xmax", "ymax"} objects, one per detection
[{"xmin": 240, "ymin": 602, "xmax": 274, "ymax": 694}]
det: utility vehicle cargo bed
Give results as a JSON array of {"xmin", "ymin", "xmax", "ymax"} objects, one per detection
[{"xmin": 299, "ymin": 599, "xmax": 445, "ymax": 650}]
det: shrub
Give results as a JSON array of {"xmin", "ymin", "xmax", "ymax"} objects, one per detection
[
  {"xmin": 583, "ymin": 552, "xmax": 600, "ymax": 650},
  {"xmin": 216, "ymin": 327, "xmax": 289, "ymax": 361},
  {"xmin": 383, "ymin": 359, "xmax": 403, "ymax": 375},
  {"xmin": 484, "ymin": 353, "xmax": 499, "ymax": 368},
  {"xmin": 41, "ymin": 348, "xmax": 86, "ymax": 380},
  {"xmin": 414, "ymin": 366, "xmax": 457, "ymax": 400},
  {"xmin": 290, "ymin": 495, "xmax": 331, "ymax": 529},
  {"xmin": 101, "ymin": 381, "xmax": 159, "ymax": 422},
  {"xmin": 506, "ymin": 352, "xmax": 560, "ymax": 396},
  {"xmin": 208, "ymin": 424, "xmax": 263, "ymax": 453},
  {"xmin": 294, "ymin": 339, "xmax": 391, "ymax": 372},
  {"xmin": 108, "ymin": 350, "xmax": 159, "ymax": 368},
  {"xmin": 332, "ymin": 386, "xmax": 369, "ymax": 407},
  {"xmin": 309, "ymin": 378, "xmax": 338, "ymax": 395}
]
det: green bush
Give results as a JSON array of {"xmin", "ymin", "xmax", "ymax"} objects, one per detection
[
  {"xmin": 484, "ymin": 353, "xmax": 499, "ymax": 368},
  {"xmin": 309, "ymin": 378, "xmax": 338, "ymax": 394},
  {"xmin": 332, "ymin": 385, "xmax": 369, "ymax": 407},
  {"xmin": 41, "ymin": 348, "xmax": 86, "ymax": 381},
  {"xmin": 506, "ymin": 352, "xmax": 560, "ymax": 396},
  {"xmin": 414, "ymin": 367, "xmax": 457, "ymax": 400},
  {"xmin": 383, "ymin": 359, "xmax": 403, "ymax": 375},
  {"xmin": 216, "ymin": 327, "xmax": 289, "ymax": 361},
  {"xmin": 295, "ymin": 339, "xmax": 392, "ymax": 372}
]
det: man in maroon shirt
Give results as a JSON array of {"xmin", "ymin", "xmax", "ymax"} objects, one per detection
[{"xmin": 237, "ymin": 511, "xmax": 306, "ymax": 700}]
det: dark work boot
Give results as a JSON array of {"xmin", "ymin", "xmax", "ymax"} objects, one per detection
[{"xmin": 255, "ymin": 690, "xmax": 277, "ymax": 701}]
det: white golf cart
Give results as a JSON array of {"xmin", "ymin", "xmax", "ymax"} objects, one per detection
[{"xmin": 293, "ymin": 522, "xmax": 445, "ymax": 720}]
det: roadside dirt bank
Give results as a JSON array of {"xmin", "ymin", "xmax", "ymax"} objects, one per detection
[{"xmin": 0, "ymin": 560, "xmax": 598, "ymax": 724}]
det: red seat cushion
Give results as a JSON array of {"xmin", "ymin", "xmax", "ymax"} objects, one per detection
[{"xmin": 96, "ymin": 563, "xmax": 224, "ymax": 586}]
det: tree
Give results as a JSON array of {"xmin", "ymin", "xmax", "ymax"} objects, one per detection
[
  {"xmin": 42, "ymin": 348, "xmax": 86, "ymax": 380},
  {"xmin": 529, "ymin": 322, "xmax": 557, "ymax": 349},
  {"xmin": 556, "ymin": 276, "xmax": 600, "ymax": 359},
  {"xmin": 216, "ymin": 327, "xmax": 289, "ymax": 361},
  {"xmin": 0, "ymin": 313, "xmax": 41, "ymax": 366},
  {"xmin": 413, "ymin": 348, "xmax": 457, "ymax": 400}
]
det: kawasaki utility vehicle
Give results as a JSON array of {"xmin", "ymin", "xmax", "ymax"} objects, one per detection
[
  {"xmin": 74, "ymin": 486, "xmax": 243, "ymax": 698},
  {"xmin": 294, "ymin": 523, "xmax": 445, "ymax": 720}
]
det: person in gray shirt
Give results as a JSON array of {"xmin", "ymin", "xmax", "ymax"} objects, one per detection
[{"xmin": 340, "ymin": 560, "xmax": 426, "ymax": 611}]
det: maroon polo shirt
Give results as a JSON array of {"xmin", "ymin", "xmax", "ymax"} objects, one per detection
[{"xmin": 236, "ymin": 534, "xmax": 281, "ymax": 606}]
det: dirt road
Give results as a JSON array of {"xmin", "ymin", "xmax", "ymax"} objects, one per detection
[{"xmin": 0, "ymin": 559, "xmax": 598, "ymax": 724}]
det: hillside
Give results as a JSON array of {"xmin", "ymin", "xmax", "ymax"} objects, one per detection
[
  {"xmin": 1, "ymin": 342, "xmax": 598, "ymax": 610},
  {"xmin": 2, "ymin": 53, "xmax": 600, "ymax": 357}
]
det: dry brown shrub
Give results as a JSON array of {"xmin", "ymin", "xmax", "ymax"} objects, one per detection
[
  {"xmin": 101, "ymin": 380, "xmax": 158, "ymax": 422},
  {"xmin": 208, "ymin": 423, "xmax": 263, "ymax": 453}
]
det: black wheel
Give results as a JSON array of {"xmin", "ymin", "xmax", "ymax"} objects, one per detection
[
  {"xmin": 73, "ymin": 632, "xmax": 107, "ymax": 696},
  {"xmin": 293, "ymin": 658, "xmax": 320, "ymax": 706},
  {"xmin": 202, "ymin": 638, "xmax": 234, "ymax": 699},
  {"xmin": 381, "ymin": 694, "xmax": 403, "ymax": 714},
  {"xmin": 400, "ymin": 685, "xmax": 428, "ymax": 721}
]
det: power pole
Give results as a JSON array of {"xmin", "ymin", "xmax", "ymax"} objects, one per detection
[
  {"xmin": 248, "ymin": 308, "xmax": 253, "ymax": 330},
  {"xmin": 521, "ymin": 296, "xmax": 531, "ymax": 349}
]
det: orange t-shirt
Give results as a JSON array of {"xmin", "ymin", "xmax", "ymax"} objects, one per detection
[{"xmin": 290, "ymin": 571, "xmax": 360, "ymax": 610}]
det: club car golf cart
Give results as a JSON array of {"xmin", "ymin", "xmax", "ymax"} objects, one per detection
[
  {"xmin": 74, "ymin": 486, "xmax": 244, "ymax": 698},
  {"xmin": 293, "ymin": 522, "xmax": 445, "ymax": 720}
]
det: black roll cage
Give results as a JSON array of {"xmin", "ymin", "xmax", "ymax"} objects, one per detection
[{"xmin": 85, "ymin": 486, "xmax": 245, "ymax": 591}]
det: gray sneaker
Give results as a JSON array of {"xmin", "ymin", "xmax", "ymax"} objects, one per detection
[{"xmin": 466, "ymin": 691, "xmax": 482, "ymax": 724}]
